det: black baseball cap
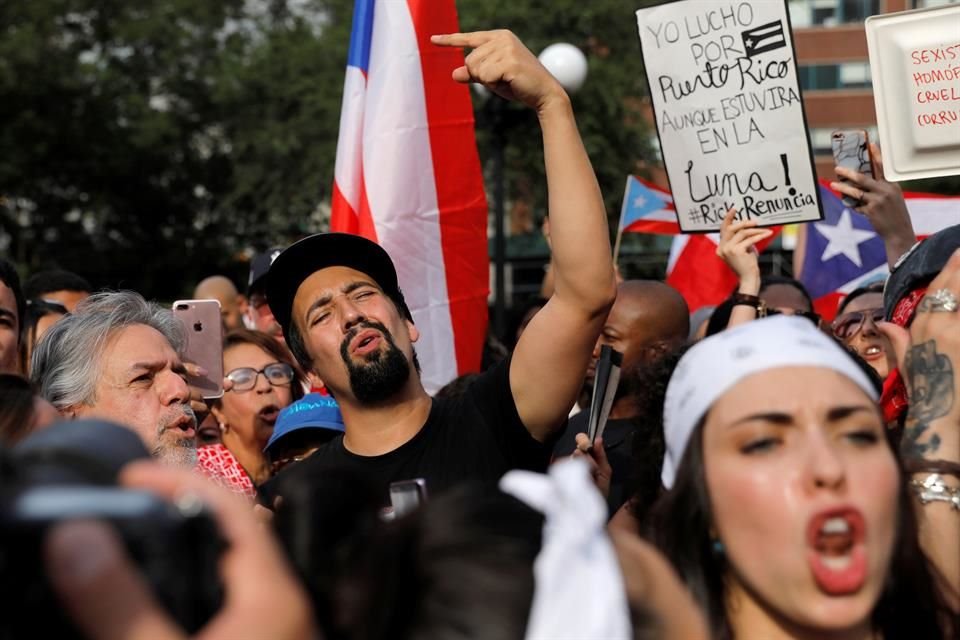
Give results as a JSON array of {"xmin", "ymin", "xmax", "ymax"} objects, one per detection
[
  {"xmin": 248, "ymin": 247, "xmax": 285, "ymax": 295},
  {"xmin": 265, "ymin": 233, "xmax": 411, "ymax": 340},
  {"xmin": 884, "ymin": 224, "xmax": 960, "ymax": 321}
]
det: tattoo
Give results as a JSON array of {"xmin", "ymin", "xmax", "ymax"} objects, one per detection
[{"xmin": 902, "ymin": 340, "xmax": 954, "ymax": 457}]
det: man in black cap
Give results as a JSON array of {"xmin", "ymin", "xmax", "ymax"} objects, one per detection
[
  {"xmin": 246, "ymin": 247, "xmax": 287, "ymax": 345},
  {"xmin": 266, "ymin": 30, "xmax": 616, "ymax": 503}
]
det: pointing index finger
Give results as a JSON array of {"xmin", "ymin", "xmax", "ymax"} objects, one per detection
[{"xmin": 431, "ymin": 31, "xmax": 496, "ymax": 49}]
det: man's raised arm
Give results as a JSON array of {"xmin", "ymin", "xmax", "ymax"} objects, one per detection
[{"xmin": 433, "ymin": 30, "xmax": 616, "ymax": 441}]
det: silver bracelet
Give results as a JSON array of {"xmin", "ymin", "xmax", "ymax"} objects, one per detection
[{"xmin": 911, "ymin": 474, "xmax": 960, "ymax": 511}]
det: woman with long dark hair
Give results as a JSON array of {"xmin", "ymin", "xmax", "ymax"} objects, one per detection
[{"xmin": 648, "ymin": 314, "xmax": 953, "ymax": 638}]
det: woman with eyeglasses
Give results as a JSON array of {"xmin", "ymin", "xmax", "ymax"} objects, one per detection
[
  {"xmin": 209, "ymin": 329, "xmax": 305, "ymax": 487},
  {"xmin": 831, "ymin": 283, "xmax": 894, "ymax": 380}
]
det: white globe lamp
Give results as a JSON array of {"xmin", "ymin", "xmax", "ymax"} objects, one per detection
[{"xmin": 538, "ymin": 43, "xmax": 588, "ymax": 93}]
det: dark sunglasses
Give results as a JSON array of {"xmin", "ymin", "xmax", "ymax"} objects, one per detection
[
  {"xmin": 831, "ymin": 308, "xmax": 884, "ymax": 341},
  {"xmin": 758, "ymin": 305, "xmax": 821, "ymax": 327},
  {"xmin": 226, "ymin": 362, "xmax": 294, "ymax": 392}
]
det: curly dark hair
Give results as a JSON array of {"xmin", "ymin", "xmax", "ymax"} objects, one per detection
[{"xmin": 626, "ymin": 342, "xmax": 693, "ymax": 524}]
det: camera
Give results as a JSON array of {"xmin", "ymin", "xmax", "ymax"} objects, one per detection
[{"xmin": 0, "ymin": 422, "xmax": 224, "ymax": 639}]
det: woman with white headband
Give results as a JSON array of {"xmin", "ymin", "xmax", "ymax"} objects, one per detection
[{"xmin": 648, "ymin": 309, "xmax": 956, "ymax": 638}]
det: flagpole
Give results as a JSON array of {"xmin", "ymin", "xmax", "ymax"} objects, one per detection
[
  {"xmin": 612, "ymin": 226, "xmax": 624, "ymax": 266},
  {"xmin": 612, "ymin": 175, "xmax": 631, "ymax": 266}
]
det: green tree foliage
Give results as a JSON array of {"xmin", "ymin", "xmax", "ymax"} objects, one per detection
[
  {"xmin": 1, "ymin": 0, "xmax": 250, "ymax": 296},
  {"xmin": 0, "ymin": 0, "xmax": 660, "ymax": 297},
  {"xmin": 458, "ymin": 0, "xmax": 659, "ymax": 231}
]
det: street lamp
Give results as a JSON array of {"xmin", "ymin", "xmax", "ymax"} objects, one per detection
[
  {"xmin": 539, "ymin": 43, "xmax": 589, "ymax": 93},
  {"xmin": 483, "ymin": 42, "xmax": 589, "ymax": 341}
]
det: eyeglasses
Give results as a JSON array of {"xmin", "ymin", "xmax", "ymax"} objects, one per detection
[
  {"xmin": 831, "ymin": 308, "xmax": 885, "ymax": 341},
  {"xmin": 226, "ymin": 362, "xmax": 294, "ymax": 392}
]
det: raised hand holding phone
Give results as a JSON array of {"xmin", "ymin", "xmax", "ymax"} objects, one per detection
[
  {"xmin": 830, "ymin": 140, "xmax": 917, "ymax": 268},
  {"xmin": 172, "ymin": 300, "xmax": 224, "ymax": 401}
]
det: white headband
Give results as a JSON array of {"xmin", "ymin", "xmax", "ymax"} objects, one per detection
[{"xmin": 661, "ymin": 315, "xmax": 879, "ymax": 489}]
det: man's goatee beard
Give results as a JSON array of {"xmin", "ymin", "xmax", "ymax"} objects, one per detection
[{"xmin": 341, "ymin": 321, "xmax": 412, "ymax": 405}]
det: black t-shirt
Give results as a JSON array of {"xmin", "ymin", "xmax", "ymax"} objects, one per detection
[
  {"xmin": 552, "ymin": 411, "xmax": 639, "ymax": 517},
  {"xmin": 277, "ymin": 356, "xmax": 551, "ymax": 505}
]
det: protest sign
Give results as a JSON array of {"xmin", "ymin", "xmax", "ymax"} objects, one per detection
[
  {"xmin": 636, "ymin": 0, "xmax": 822, "ymax": 233},
  {"xmin": 866, "ymin": 4, "xmax": 960, "ymax": 182}
]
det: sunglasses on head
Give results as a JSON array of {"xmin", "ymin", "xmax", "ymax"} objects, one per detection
[{"xmin": 831, "ymin": 307, "xmax": 885, "ymax": 341}]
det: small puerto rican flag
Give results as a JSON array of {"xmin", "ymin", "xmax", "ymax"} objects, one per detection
[{"xmin": 618, "ymin": 175, "xmax": 680, "ymax": 235}]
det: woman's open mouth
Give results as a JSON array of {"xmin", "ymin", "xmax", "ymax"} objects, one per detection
[
  {"xmin": 805, "ymin": 508, "xmax": 868, "ymax": 595},
  {"xmin": 859, "ymin": 343, "xmax": 884, "ymax": 362},
  {"xmin": 258, "ymin": 405, "xmax": 281, "ymax": 424}
]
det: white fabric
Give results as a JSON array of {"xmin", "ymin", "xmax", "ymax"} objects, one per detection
[
  {"xmin": 333, "ymin": 66, "xmax": 366, "ymax": 213},
  {"xmin": 500, "ymin": 459, "xmax": 632, "ymax": 640},
  {"xmin": 661, "ymin": 315, "xmax": 880, "ymax": 489}
]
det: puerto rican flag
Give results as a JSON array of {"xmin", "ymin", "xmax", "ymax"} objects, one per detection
[
  {"xmin": 331, "ymin": 0, "xmax": 489, "ymax": 393},
  {"xmin": 620, "ymin": 178, "xmax": 779, "ymax": 311},
  {"xmin": 799, "ymin": 180, "xmax": 959, "ymax": 321},
  {"xmin": 618, "ymin": 175, "xmax": 679, "ymax": 235}
]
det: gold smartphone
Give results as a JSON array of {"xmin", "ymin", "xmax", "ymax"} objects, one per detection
[{"xmin": 172, "ymin": 299, "xmax": 224, "ymax": 399}]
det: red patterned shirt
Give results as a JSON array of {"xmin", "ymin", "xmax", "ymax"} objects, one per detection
[{"xmin": 195, "ymin": 444, "xmax": 256, "ymax": 500}]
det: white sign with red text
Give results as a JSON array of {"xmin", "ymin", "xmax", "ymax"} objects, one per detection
[{"xmin": 866, "ymin": 4, "xmax": 960, "ymax": 181}]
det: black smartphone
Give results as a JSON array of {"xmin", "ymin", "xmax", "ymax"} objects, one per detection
[
  {"xmin": 389, "ymin": 478, "xmax": 428, "ymax": 518},
  {"xmin": 831, "ymin": 130, "xmax": 875, "ymax": 208}
]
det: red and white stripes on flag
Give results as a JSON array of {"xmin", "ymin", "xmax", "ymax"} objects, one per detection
[{"xmin": 331, "ymin": 0, "xmax": 489, "ymax": 393}]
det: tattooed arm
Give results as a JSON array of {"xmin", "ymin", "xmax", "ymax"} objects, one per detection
[
  {"xmin": 902, "ymin": 250, "xmax": 960, "ymax": 611},
  {"xmin": 902, "ymin": 340, "xmax": 953, "ymax": 458}
]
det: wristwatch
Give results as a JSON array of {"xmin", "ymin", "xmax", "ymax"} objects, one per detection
[{"xmin": 731, "ymin": 293, "xmax": 768, "ymax": 317}]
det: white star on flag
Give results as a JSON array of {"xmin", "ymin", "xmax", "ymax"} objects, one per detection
[
  {"xmin": 633, "ymin": 195, "xmax": 646, "ymax": 209},
  {"xmin": 814, "ymin": 209, "xmax": 875, "ymax": 267}
]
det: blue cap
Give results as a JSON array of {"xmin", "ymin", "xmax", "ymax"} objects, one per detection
[{"xmin": 265, "ymin": 393, "xmax": 345, "ymax": 453}]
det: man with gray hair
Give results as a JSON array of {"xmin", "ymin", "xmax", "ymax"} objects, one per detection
[{"xmin": 31, "ymin": 291, "xmax": 198, "ymax": 466}]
